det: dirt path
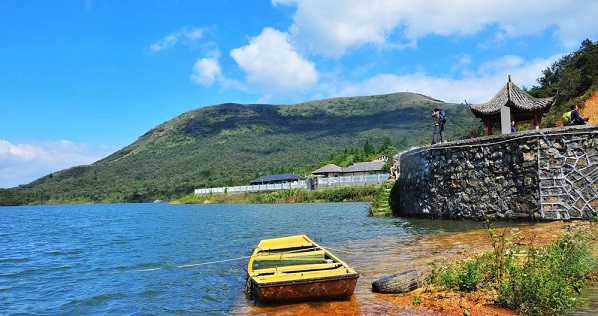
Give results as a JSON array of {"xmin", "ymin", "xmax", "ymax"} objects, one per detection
[{"xmin": 582, "ymin": 91, "xmax": 598, "ymax": 123}]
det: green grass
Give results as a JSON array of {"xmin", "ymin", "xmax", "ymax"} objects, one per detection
[
  {"xmin": 427, "ymin": 221, "xmax": 598, "ymax": 315},
  {"xmin": 175, "ymin": 185, "xmax": 380, "ymax": 204}
]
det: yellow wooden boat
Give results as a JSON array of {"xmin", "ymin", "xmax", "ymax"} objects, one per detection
[{"xmin": 246, "ymin": 234, "xmax": 359, "ymax": 302}]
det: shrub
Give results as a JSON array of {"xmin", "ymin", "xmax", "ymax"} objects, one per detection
[
  {"xmin": 428, "ymin": 224, "xmax": 597, "ymax": 316},
  {"xmin": 497, "ymin": 231, "xmax": 597, "ymax": 315},
  {"xmin": 430, "ymin": 256, "xmax": 485, "ymax": 292}
]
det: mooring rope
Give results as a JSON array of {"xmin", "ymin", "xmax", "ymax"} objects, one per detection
[
  {"xmin": 323, "ymin": 246, "xmax": 356, "ymax": 255},
  {"xmin": 134, "ymin": 248, "xmax": 319, "ymax": 272},
  {"xmin": 134, "ymin": 255, "xmax": 252, "ymax": 272},
  {"xmin": 177, "ymin": 255, "xmax": 253, "ymax": 269},
  {"xmin": 133, "ymin": 244, "xmax": 353, "ymax": 272}
]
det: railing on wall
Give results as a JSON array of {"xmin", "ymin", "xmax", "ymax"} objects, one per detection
[{"xmin": 194, "ymin": 173, "xmax": 391, "ymax": 196}]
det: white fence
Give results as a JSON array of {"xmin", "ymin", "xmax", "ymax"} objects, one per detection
[
  {"xmin": 194, "ymin": 173, "xmax": 391, "ymax": 196},
  {"xmin": 194, "ymin": 181, "xmax": 307, "ymax": 195},
  {"xmin": 315, "ymin": 174, "xmax": 391, "ymax": 188}
]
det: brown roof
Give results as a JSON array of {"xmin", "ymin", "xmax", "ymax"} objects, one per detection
[
  {"xmin": 311, "ymin": 164, "xmax": 343, "ymax": 174},
  {"xmin": 311, "ymin": 161, "xmax": 386, "ymax": 175},
  {"xmin": 341, "ymin": 161, "xmax": 385, "ymax": 173},
  {"xmin": 469, "ymin": 77, "xmax": 555, "ymax": 120}
]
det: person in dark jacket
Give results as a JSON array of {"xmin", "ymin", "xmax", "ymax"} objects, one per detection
[
  {"xmin": 431, "ymin": 108, "xmax": 446, "ymax": 144},
  {"xmin": 570, "ymin": 105, "xmax": 589, "ymax": 125}
]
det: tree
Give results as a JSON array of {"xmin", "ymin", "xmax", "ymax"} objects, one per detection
[
  {"xmin": 363, "ymin": 140, "xmax": 376, "ymax": 156},
  {"xmin": 534, "ymin": 39, "xmax": 598, "ymax": 102},
  {"xmin": 379, "ymin": 136, "xmax": 393, "ymax": 153}
]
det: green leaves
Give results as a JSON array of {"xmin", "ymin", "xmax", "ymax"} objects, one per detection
[
  {"xmin": 532, "ymin": 39, "xmax": 598, "ymax": 128},
  {"xmin": 428, "ymin": 227, "xmax": 597, "ymax": 316}
]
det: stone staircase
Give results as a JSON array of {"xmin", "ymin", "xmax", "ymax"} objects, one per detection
[{"xmin": 369, "ymin": 181, "xmax": 394, "ymax": 217}]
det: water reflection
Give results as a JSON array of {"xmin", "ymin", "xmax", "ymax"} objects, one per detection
[{"xmin": 569, "ymin": 281, "xmax": 598, "ymax": 315}]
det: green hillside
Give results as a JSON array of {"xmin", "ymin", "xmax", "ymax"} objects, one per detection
[{"xmin": 1, "ymin": 92, "xmax": 478, "ymax": 205}]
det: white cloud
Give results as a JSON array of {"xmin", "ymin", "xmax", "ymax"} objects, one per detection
[
  {"xmin": 275, "ymin": 0, "xmax": 598, "ymax": 57},
  {"xmin": 190, "ymin": 1, "xmax": 594, "ymax": 103},
  {"xmin": 149, "ymin": 27, "xmax": 204, "ymax": 52},
  {"xmin": 550, "ymin": 4, "xmax": 598, "ymax": 48},
  {"xmin": 190, "ymin": 57, "xmax": 222, "ymax": 86},
  {"xmin": 263, "ymin": 0, "xmax": 586, "ymax": 103},
  {"xmin": 277, "ymin": 0, "xmax": 405, "ymax": 57},
  {"xmin": 230, "ymin": 27, "xmax": 318, "ymax": 94},
  {"xmin": 332, "ymin": 54, "xmax": 560, "ymax": 104},
  {"xmin": 0, "ymin": 140, "xmax": 115, "ymax": 188}
]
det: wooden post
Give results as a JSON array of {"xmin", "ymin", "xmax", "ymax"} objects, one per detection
[{"xmin": 486, "ymin": 118, "xmax": 493, "ymax": 135}]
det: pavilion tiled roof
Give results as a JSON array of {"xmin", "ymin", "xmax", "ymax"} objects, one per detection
[{"xmin": 469, "ymin": 78, "xmax": 555, "ymax": 118}]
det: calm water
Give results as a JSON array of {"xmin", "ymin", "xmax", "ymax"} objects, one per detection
[{"xmin": 1, "ymin": 203, "xmax": 595, "ymax": 315}]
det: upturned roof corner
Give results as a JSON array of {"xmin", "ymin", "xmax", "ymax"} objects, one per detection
[
  {"xmin": 469, "ymin": 75, "xmax": 555, "ymax": 117},
  {"xmin": 467, "ymin": 75, "xmax": 557, "ymax": 135}
]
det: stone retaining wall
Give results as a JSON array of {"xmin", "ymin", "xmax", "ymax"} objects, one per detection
[{"xmin": 396, "ymin": 125, "xmax": 597, "ymax": 221}]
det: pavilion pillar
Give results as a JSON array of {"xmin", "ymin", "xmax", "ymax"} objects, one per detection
[
  {"xmin": 501, "ymin": 76, "xmax": 513, "ymax": 134},
  {"xmin": 500, "ymin": 105, "xmax": 511, "ymax": 134}
]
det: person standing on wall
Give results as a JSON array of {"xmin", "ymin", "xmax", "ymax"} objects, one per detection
[{"xmin": 431, "ymin": 108, "xmax": 446, "ymax": 144}]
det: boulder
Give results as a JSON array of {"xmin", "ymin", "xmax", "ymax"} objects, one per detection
[{"xmin": 372, "ymin": 269, "xmax": 422, "ymax": 293}]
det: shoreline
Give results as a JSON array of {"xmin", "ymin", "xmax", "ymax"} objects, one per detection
[{"xmin": 241, "ymin": 220, "xmax": 597, "ymax": 315}]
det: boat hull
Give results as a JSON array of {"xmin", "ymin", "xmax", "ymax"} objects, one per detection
[
  {"xmin": 247, "ymin": 234, "xmax": 359, "ymax": 303},
  {"xmin": 250, "ymin": 274, "xmax": 358, "ymax": 302}
]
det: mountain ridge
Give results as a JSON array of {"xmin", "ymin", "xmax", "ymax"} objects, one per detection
[{"xmin": 3, "ymin": 92, "xmax": 478, "ymax": 205}]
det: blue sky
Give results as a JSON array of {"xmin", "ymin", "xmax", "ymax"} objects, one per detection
[{"xmin": 1, "ymin": 0, "xmax": 597, "ymax": 188}]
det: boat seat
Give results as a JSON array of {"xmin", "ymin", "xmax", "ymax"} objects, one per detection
[
  {"xmin": 252, "ymin": 250, "xmax": 328, "ymax": 269},
  {"xmin": 251, "ymin": 262, "xmax": 342, "ymax": 275},
  {"xmin": 253, "ymin": 249, "xmax": 325, "ymax": 261}
]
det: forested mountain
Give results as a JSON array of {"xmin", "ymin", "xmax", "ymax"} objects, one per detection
[
  {"xmin": 3, "ymin": 39, "xmax": 596, "ymax": 206},
  {"xmin": 1, "ymin": 92, "xmax": 477, "ymax": 205}
]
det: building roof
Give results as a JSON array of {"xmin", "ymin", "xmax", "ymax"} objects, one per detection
[
  {"xmin": 469, "ymin": 76, "xmax": 555, "ymax": 120},
  {"xmin": 341, "ymin": 161, "xmax": 385, "ymax": 173},
  {"xmin": 250, "ymin": 173, "xmax": 302, "ymax": 184},
  {"xmin": 311, "ymin": 164, "xmax": 343, "ymax": 175}
]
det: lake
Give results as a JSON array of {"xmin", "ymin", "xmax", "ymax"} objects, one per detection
[{"xmin": 1, "ymin": 203, "xmax": 595, "ymax": 315}]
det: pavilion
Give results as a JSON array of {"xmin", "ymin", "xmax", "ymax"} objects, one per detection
[{"xmin": 468, "ymin": 75, "xmax": 556, "ymax": 135}]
